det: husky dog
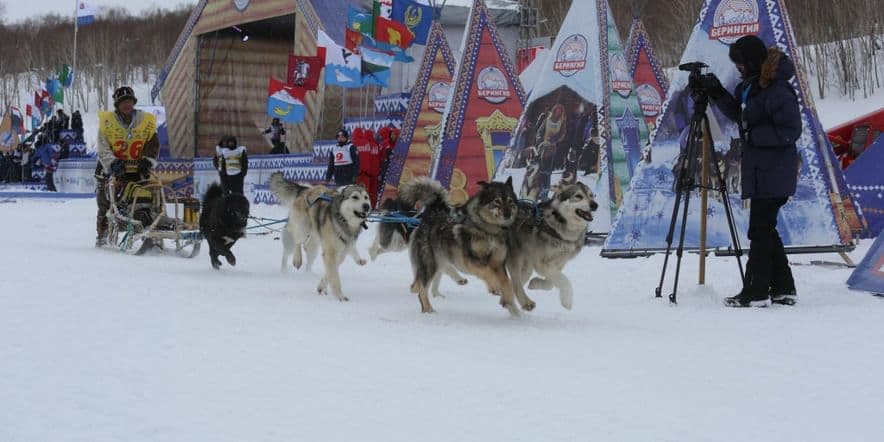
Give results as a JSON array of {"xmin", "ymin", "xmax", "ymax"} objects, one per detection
[
  {"xmin": 270, "ymin": 172, "xmax": 371, "ymax": 302},
  {"xmin": 401, "ymin": 177, "xmax": 523, "ymax": 315},
  {"xmin": 368, "ymin": 194, "xmax": 469, "ymax": 298},
  {"xmin": 507, "ymin": 182, "xmax": 598, "ymax": 310}
]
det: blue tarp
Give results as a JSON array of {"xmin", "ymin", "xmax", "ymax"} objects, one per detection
[
  {"xmin": 847, "ymin": 234, "xmax": 884, "ymax": 295},
  {"xmin": 845, "ymin": 135, "xmax": 884, "ymax": 237}
]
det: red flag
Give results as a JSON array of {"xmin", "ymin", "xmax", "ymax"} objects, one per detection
[
  {"xmin": 34, "ymin": 91, "xmax": 40, "ymax": 108},
  {"xmin": 26, "ymin": 104, "xmax": 32, "ymax": 117},
  {"xmin": 375, "ymin": 16, "xmax": 414, "ymax": 49},
  {"xmin": 345, "ymin": 28, "xmax": 364, "ymax": 54},
  {"xmin": 287, "ymin": 55, "xmax": 323, "ymax": 90}
]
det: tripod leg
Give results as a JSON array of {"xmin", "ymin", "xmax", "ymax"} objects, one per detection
[
  {"xmin": 707, "ymin": 132, "xmax": 746, "ymax": 284},
  {"xmin": 669, "ymin": 180, "xmax": 694, "ymax": 304},
  {"xmin": 657, "ymin": 117, "xmax": 702, "ymax": 299}
]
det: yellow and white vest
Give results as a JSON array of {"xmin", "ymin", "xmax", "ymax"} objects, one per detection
[
  {"xmin": 99, "ymin": 110, "xmax": 157, "ymax": 161},
  {"xmin": 216, "ymin": 145, "xmax": 246, "ymax": 175}
]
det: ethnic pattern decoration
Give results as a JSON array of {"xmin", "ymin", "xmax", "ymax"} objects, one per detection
[
  {"xmin": 604, "ymin": 0, "xmax": 864, "ymax": 254},
  {"xmin": 380, "ymin": 21, "xmax": 457, "ymax": 205},
  {"xmin": 624, "ymin": 17, "xmax": 670, "ymax": 131},
  {"xmin": 431, "ymin": 0, "xmax": 526, "ymax": 203}
]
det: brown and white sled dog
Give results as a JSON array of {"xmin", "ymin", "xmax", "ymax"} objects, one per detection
[
  {"xmin": 368, "ymin": 193, "xmax": 469, "ymax": 298},
  {"xmin": 269, "ymin": 172, "xmax": 371, "ymax": 302},
  {"xmin": 507, "ymin": 182, "xmax": 598, "ymax": 310},
  {"xmin": 401, "ymin": 177, "xmax": 524, "ymax": 315}
]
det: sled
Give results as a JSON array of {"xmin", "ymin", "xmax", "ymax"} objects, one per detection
[{"xmin": 102, "ymin": 173, "xmax": 202, "ymax": 258}]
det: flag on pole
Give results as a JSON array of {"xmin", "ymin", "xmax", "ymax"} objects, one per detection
[
  {"xmin": 38, "ymin": 90, "xmax": 52, "ymax": 115},
  {"xmin": 46, "ymin": 78, "xmax": 64, "ymax": 104},
  {"xmin": 267, "ymin": 77, "xmax": 307, "ymax": 123},
  {"xmin": 391, "ymin": 0, "xmax": 436, "ymax": 45},
  {"xmin": 59, "ymin": 64, "xmax": 74, "ymax": 87},
  {"xmin": 287, "ymin": 55, "xmax": 323, "ymax": 90},
  {"xmin": 372, "ymin": 0, "xmax": 393, "ymax": 19},
  {"xmin": 375, "ymin": 15, "xmax": 415, "ymax": 49},
  {"xmin": 361, "ymin": 47, "xmax": 394, "ymax": 87},
  {"xmin": 317, "ymin": 29, "xmax": 363, "ymax": 88},
  {"xmin": 0, "ymin": 112, "xmax": 20, "ymax": 153},
  {"xmin": 77, "ymin": 1, "xmax": 95, "ymax": 26},
  {"xmin": 10, "ymin": 107, "xmax": 26, "ymax": 135},
  {"xmin": 348, "ymin": 6, "xmax": 374, "ymax": 36}
]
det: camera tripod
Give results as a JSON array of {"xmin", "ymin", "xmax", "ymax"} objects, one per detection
[{"xmin": 655, "ymin": 82, "xmax": 745, "ymax": 304}]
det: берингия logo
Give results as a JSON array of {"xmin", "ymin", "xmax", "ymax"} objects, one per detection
[
  {"xmin": 553, "ymin": 34, "xmax": 587, "ymax": 77},
  {"xmin": 709, "ymin": 0, "xmax": 760, "ymax": 44},
  {"xmin": 477, "ymin": 67, "xmax": 510, "ymax": 104},
  {"xmin": 428, "ymin": 82, "xmax": 450, "ymax": 113}
]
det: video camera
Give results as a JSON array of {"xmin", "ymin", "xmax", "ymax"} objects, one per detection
[{"xmin": 679, "ymin": 61, "xmax": 720, "ymax": 97}]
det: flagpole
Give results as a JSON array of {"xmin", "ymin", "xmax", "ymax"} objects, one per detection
[{"xmin": 72, "ymin": 0, "xmax": 79, "ymax": 112}]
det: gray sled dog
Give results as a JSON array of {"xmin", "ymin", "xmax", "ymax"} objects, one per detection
[
  {"xmin": 507, "ymin": 182, "xmax": 598, "ymax": 310},
  {"xmin": 400, "ymin": 177, "xmax": 523, "ymax": 315},
  {"xmin": 368, "ymin": 194, "xmax": 469, "ymax": 298},
  {"xmin": 269, "ymin": 172, "xmax": 371, "ymax": 302}
]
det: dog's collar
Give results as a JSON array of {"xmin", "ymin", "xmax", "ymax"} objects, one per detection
[{"xmin": 537, "ymin": 219, "xmax": 566, "ymax": 241}]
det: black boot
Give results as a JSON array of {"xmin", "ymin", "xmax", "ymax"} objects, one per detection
[
  {"xmin": 770, "ymin": 289, "xmax": 797, "ymax": 306},
  {"xmin": 724, "ymin": 292, "xmax": 770, "ymax": 308},
  {"xmin": 95, "ymin": 216, "xmax": 108, "ymax": 247}
]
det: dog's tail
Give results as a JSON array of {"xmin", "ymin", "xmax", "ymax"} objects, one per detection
[
  {"xmin": 269, "ymin": 171, "xmax": 310, "ymax": 206},
  {"xmin": 398, "ymin": 177, "xmax": 448, "ymax": 210},
  {"xmin": 202, "ymin": 182, "xmax": 225, "ymax": 208}
]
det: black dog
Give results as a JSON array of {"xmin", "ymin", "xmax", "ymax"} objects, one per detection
[{"xmin": 199, "ymin": 183, "xmax": 250, "ymax": 269}]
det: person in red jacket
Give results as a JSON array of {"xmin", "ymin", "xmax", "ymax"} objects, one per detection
[
  {"xmin": 356, "ymin": 127, "xmax": 381, "ymax": 207},
  {"xmin": 377, "ymin": 127, "xmax": 396, "ymax": 189}
]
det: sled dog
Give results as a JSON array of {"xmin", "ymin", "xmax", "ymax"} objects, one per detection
[
  {"xmin": 199, "ymin": 183, "xmax": 250, "ymax": 269},
  {"xmin": 401, "ymin": 177, "xmax": 523, "ymax": 315},
  {"xmin": 270, "ymin": 172, "xmax": 371, "ymax": 302},
  {"xmin": 369, "ymin": 193, "xmax": 469, "ymax": 298},
  {"xmin": 507, "ymin": 182, "xmax": 598, "ymax": 310}
]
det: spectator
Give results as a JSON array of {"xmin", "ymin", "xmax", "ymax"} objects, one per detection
[
  {"xmin": 56, "ymin": 109, "xmax": 70, "ymax": 131},
  {"xmin": 44, "ymin": 146, "xmax": 58, "ymax": 192},
  {"xmin": 20, "ymin": 144, "xmax": 32, "ymax": 182},
  {"xmin": 264, "ymin": 118, "xmax": 288, "ymax": 154},
  {"xmin": 71, "ymin": 110, "xmax": 84, "ymax": 142},
  {"xmin": 357, "ymin": 128, "xmax": 382, "ymax": 207},
  {"xmin": 325, "ymin": 128, "xmax": 359, "ymax": 187},
  {"xmin": 213, "ymin": 135, "xmax": 248, "ymax": 195}
]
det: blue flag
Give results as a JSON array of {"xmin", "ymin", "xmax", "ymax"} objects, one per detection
[{"xmin": 391, "ymin": 0, "xmax": 436, "ymax": 45}]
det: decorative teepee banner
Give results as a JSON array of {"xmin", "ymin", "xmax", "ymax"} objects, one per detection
[
  {"xmin": 430, "ymin": 0, "xmax": 526, "ymax": 204},
  {"xmin": 604, "ymin": 0, "xmax": 861, "ymax": 253},
  {"xmin": 493, "ymin": 0, "xmax": 649, "ymax": 232},
  {"xmin": 380, "ymin": 22, "xmax": 456, "ymax": 204},
  {"xmin": 625, "ymin": 17, "xmax": 670, "ymax": 132}
]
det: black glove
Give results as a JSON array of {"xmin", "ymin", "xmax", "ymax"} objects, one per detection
[
  {"xmin": 110, "ymin": 159, "xmax": 126, "ymax": 177},
  {"xmin": 138, "ymin": 158, "xmax": 153, "ymax": 177},
  {"xmin": 701, "ymin": 74, "xmax": 726, "ymax": 99}
]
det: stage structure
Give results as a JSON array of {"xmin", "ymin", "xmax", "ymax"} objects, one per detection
[{"xmin": 152, "ymin": 0, "xmax": 364, "ymax": 158}]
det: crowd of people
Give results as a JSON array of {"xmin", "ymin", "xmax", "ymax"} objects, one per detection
[{"xmin": 1, "ymin": 109, "xmax": 85, "ymax": 190}]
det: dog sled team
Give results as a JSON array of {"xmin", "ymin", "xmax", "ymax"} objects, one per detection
[{"xmin": 269, "ymin": 168, "xmax": 598, "ymax": 316}]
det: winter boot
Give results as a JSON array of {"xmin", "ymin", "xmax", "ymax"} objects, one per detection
[
  {"xmin": 95, "ymin": 216, "xmax": 109, "ymax": 247},
  {"xmin": 724, "ymin": 292, "xmax": 770, "ymax": 308},
  {"xmin": 770, "ymin": 289, "xmax": 797, "ymax": 306}
]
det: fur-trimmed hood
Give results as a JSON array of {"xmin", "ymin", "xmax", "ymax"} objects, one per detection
[{"xmin": 759, "ymin": 47, "xmax": 794, "ymax": 88}]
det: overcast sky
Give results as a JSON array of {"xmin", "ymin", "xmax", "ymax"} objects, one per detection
[{"xmin": 2, "ymin": 0, "xmax": 196, "ymax": 23}]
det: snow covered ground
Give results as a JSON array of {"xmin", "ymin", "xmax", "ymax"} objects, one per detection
[{"xmin": 0, "ymin": 198, "xmax": 882, "ymax": 441}]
